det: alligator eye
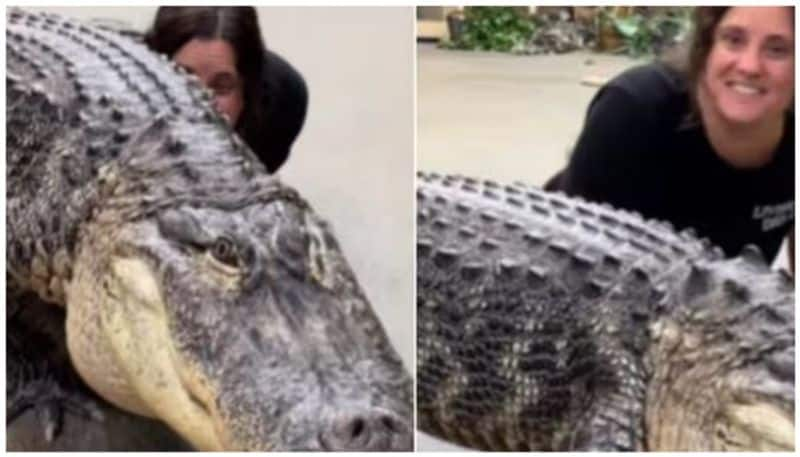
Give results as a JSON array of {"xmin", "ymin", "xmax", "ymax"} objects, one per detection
[{"xmin": 211, "ymin": 237, "xmax": 238, "ymax": 267}]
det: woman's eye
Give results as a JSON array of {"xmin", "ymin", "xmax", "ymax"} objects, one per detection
[
  {"xmin": 211, "ymin": 237, "xmax": 239, "ymax": 267},
  {"xmin": 211, "ymin": 83, "xmax": 234, "ymax": 96},
  {"xmin": 720, "ymin": 32, "xmax": 744, "ymax": 48},
  {"xmin": 209, "ymin": 75, "xmax": 238, "ymax": 96},
  {"xmin": 764, "ymin": 42, "xmax": 791, "ymax": 59}
]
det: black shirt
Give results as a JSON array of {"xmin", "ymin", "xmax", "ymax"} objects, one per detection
[{"xmin": 548, "ymin": 63, "xmax": 794, "ymax": 262}]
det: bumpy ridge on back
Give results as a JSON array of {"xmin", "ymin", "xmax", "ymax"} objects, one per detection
[{"xmin": 6, "ymin": 9, "xmax": 271, "ymax": 302}]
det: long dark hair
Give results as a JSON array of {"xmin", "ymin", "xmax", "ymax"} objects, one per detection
[
  {"xmin": 667, "ymin": 8, "xmax": 729, "ymax": 89},
  {"xmin": 144, "ymin": 7, "xmax": 269, "ymax": 167}
]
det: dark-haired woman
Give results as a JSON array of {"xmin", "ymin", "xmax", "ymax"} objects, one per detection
[
  {"xmin": 145, "ymin": 6, "xmax": 307, "ymax": 173},
  {"xmin": 546, "ymin": 7, "xmax": 794, "ymax": 269}
]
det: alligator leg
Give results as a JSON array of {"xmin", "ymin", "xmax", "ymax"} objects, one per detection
[
  {"xmin": 558, "ymin": 282, "xmax": 650, "ymax": 451},
  {"xmin": 7, "ymin": 292, "xmax": 105, "ymax": 442},
  {"xmin": 7, "ymin": 293, "xmax": 191, "ymax": 451},
  {"xmin": 561, "ymin": 357, "xmax": 647, "ymax": 451}
]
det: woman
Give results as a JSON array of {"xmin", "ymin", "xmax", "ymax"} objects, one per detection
[
  {"xmin": 547, "ymin": 7, "xmax": 794, "ymax": 268},
  {"xmin": 144, "ymin": 6, "xmax": 308, "ymax": 173}
]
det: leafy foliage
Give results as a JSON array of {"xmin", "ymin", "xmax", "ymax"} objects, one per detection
[
  {"xmin": 600, "ymin": 7, "xmax": 693, "ymax": 57},
  {"xmin": 442, "ymin": 7, "xmax": 537, "ymax": 53},
  {"xmin": 437, "ymin": 7, "xmax": 693, "ymax": 58}
]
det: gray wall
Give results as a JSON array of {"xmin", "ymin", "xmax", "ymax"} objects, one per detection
[{"xmin": 28, "ymin": 7, "xmax": 415, "ymax": 370}]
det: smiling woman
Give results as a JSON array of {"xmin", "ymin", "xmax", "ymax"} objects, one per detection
[
  {"xmin": 696, "ymin": 7, "xmax": 794, "ymax": 167},
  {"xmin": 546, "ymin": 6, "xmax": 794, "ymax": 270}
]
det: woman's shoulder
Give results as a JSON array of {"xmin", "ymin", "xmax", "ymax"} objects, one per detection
[
  {"xmin": 592, "ymin": 62, "xmax": 690, "ymax": 126},
  {"xmin": 261, "ymin": 50, "xmax": 307, "ymax": 103},
  {"xmin": 602, "ymin": 62, "xmax": 689, "ymax": 114},
  {"xmin": 253, "ymin": 49, "xmax": 308, "ymax": 172},
  {"xmin": 263, "ymin": 49, "xmax": 307, "ymax": 92}
]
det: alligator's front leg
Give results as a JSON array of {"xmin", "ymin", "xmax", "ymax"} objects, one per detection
[
  {"xmin": 560, "ymin": 351, "xmax": 647, "ymax": 451},
  {"xmin": 7, "ymin": 293, "xmax": 105, "ymax": 444}
]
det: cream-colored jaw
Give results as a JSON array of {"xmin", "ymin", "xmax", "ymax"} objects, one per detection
[
  {"xmin": 649, "ymin": 400, "xmax": 794, "ymax": 451},
  {"xmin": 714, "ymin": 403, "xmax": 795, "ymax": 451},
  {"xmin": 646, "ymin": 321, "xmax": 794, "ymax": 451},
  {"xmin": 77, "ymin": 256, "xmax": 225, "ymax": 450}
]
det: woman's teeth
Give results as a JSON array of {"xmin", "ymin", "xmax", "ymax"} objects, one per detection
[{"xmin": 729, "ymin": 82, "xmax": 763, "ymax": 95}]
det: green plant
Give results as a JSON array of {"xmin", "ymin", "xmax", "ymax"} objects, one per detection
[
  {"xmin": 443, "ymin": 7, "xmax": 537, "ymax": 53},
  {"xmin": 600, "ymin": 7, "xmax": 693, "ymax": 57}
]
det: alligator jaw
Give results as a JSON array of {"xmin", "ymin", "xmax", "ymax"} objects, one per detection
[
  {"xmin": 93, "ymin": 256, "xmax": 224, "ymax": 450},
  {"xmin": 646, "ymin": 319, "xmax": 794, "ymax": 451},
  {"xmin": 722, "ymin": 403, "xmax": 794, "ymax": 451},
  {"xmin": 648, "ymin": 395, "xmax": 794, "ymax": 451}
]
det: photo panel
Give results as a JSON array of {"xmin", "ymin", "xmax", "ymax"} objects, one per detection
[
  {"xmin": 416, "ymin": 5, "xmax": 794, "ymax": 452},
  {"xmin": 7, "ymin": 6, "xmax": 414, "ymax": 451}
]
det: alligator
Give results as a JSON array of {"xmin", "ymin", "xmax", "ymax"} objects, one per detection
[
  {"xmin": 6, "ymin": 9, "xmax": 413, "ymax": 451},
  {"xmin": 417, "ymin": 171, "xmax": 794, "ymax": 451}
]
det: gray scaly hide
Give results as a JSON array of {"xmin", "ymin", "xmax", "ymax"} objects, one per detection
[{"xmin": 417, "ymin": 172, "xmax": 793, "ymax": 451}]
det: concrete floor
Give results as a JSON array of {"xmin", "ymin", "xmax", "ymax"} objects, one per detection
[
  {"xmin": 417, "ymin": 42, "xmax": 648, "ymax": 451},
  {"xmin": 417, "ymin": 42, "xmax": 643, "ymax": 186}
]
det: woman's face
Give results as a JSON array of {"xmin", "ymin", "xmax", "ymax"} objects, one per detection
[
  {"xmin": 700, "ymin": 7, "xmax": 794, "ymax": 126},
  {"xmin": 174, "ymin": 38, "xmax": 244, "ymax": 126}
]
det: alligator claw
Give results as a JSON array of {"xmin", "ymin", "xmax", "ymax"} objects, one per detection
[
  {"xmin": 38, "ymin": 402, "xmax": 60, "ymax": 442},
  {"xmin": 8, "ymin": 374, "xmax": 106, "ymax": 442}
]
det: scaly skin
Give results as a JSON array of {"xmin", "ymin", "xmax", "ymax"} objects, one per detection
[
  {"xmin": 7, "ymin": 9, "xmax": 412, "ymax": 451},
  {"xmin": 417, "ymin": 171, "xmax": 793, "ymax": 451}
]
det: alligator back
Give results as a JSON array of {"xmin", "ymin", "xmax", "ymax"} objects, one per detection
[
  {"xmin": 7, "ymin": 8, "xmax": 260, "ymax": 303},
  {"xmin": 417, "ymin": 172, "xmax": 794, "ymax": 451}
]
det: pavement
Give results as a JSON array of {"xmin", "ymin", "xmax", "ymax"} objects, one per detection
[{"xmin": 417, "ymin": 42, "xmax": 644, "ymax": 186}]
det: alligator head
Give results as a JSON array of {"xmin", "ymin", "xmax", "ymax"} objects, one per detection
[
  {"xmin": 6, "ymin": 9, "xmax": 411, "ymax": 450},
  {"xmin": 64, "ymin": 174, "xmax": 413, "ymax": 451},
  {"xmin": 646, "ymin": 251, "xmax": 794, "ymax": 451}
]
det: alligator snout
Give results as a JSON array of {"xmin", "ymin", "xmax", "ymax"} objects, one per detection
[
  {"xmin": 273, "ymin": 402, "xmax": 414, "ymax": 452},
  {"xmin": 319, "ymin": 409, "xmax": 412, "ymax": 451}
]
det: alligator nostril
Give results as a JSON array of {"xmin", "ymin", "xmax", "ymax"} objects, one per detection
[
  {"xmin": 381, "ymin": 415, "xmax": 397, "ymax": 432},
  {"xmin": 318, "ymin": 410, "xmax": 411, "ymax": 451},
  {"xmin": 349, "ymin": 417, "xmax": 365, "ymax": 440},
  {"xmin": 324, "ymin": 412, "xmax": 373, "ymax": 449}
]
